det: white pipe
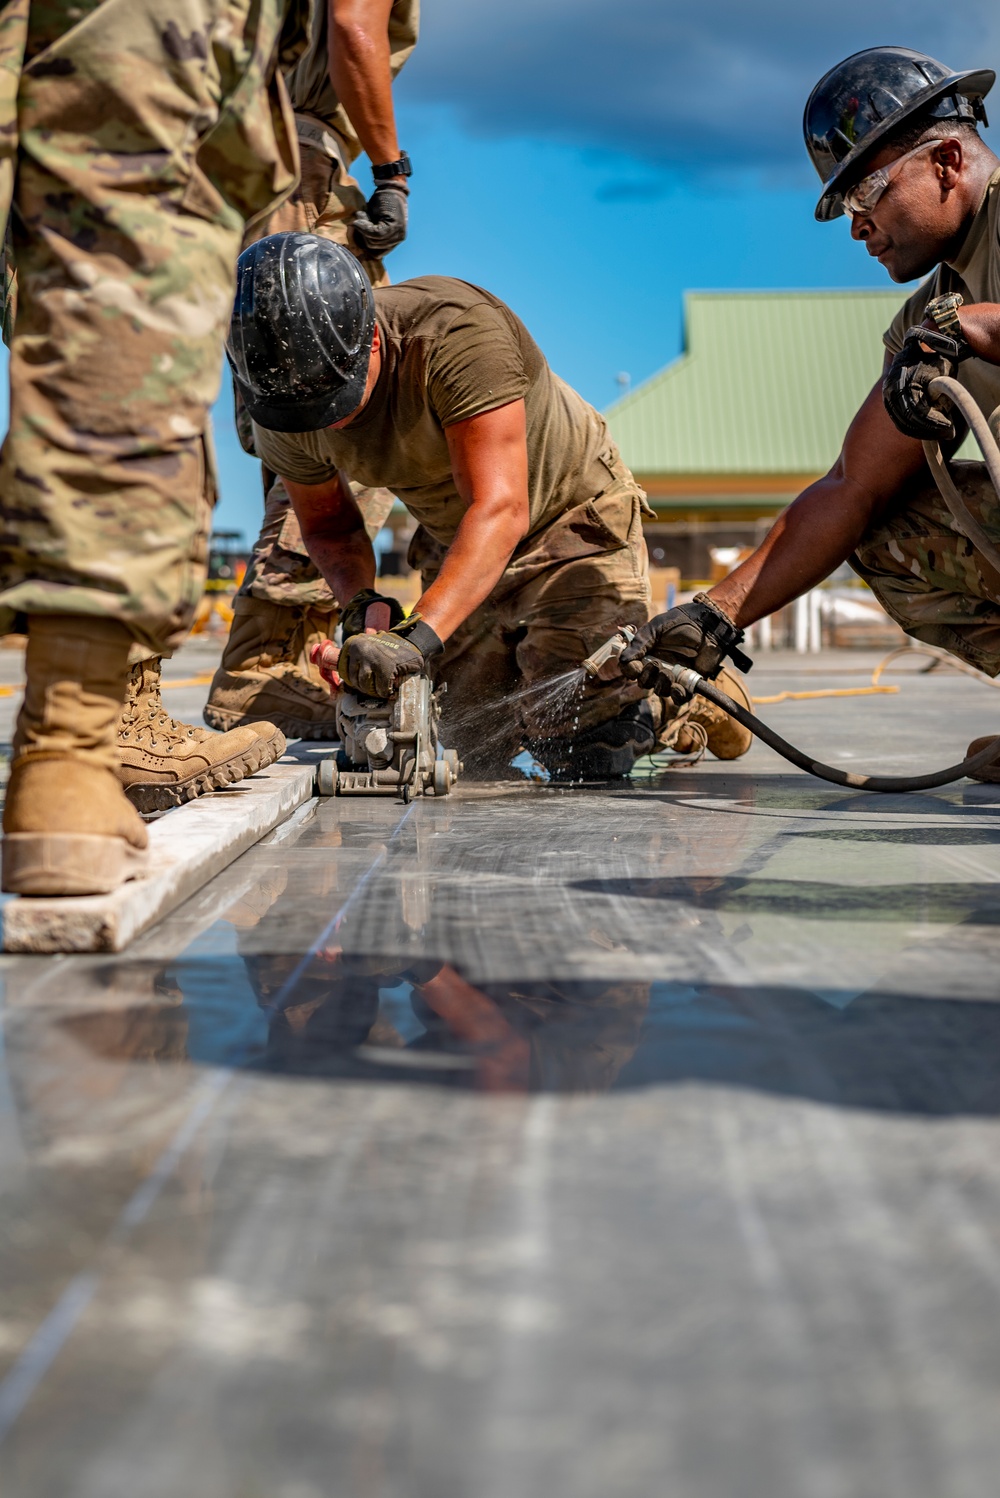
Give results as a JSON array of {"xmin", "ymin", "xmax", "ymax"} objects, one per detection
[
  {"xmin": 794, "ymin": 593, "xmax": 808, "ymax": 653},
  {"xmin": 808, "ymin": 588, "xmax": 822, "ymax": 653},
  {"xmin": 758, "ymin": 614, "xmax": 772, "ymax": 651}
]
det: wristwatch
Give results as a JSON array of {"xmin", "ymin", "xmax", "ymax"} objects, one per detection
[
  {"xmin": 372, "ymin": 151, "xmax": 412, "ymax": 183},
  {"xmin": 925, "ymin": 292, "xmax": 964, "ymax": 339}
]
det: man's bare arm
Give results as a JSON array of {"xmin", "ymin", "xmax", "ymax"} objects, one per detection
[
  {"xmin": 283, "ymin": 471, "xmax": 376, "ymax": 605},
  {"xmin": 415, "ymin": 400, "xmax": 531, "ymax": 642},
  {"xmin": 709, "ymin": 370, "xmax": 928, "ymax": 628},
  {"xmin": 952, "ymin": 303, "xmax": 1000, "ymax": 363},
  {"xmin": 328, "ymin": 0, "xmax": 402, "ymax": 175}
]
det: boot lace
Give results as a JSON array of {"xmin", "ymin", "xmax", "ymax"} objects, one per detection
[{"xmin": 121, "ymin": 670, "xmax": 202, "ymax": 748}]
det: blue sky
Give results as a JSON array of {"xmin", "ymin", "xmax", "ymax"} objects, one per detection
[{"xmin": 4, "ymin": 1, "xmax": 1000, "ymax": 541}]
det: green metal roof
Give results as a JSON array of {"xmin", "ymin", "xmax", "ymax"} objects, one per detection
[{"xmin": 605, "ymin": 289, "xmax": 906, "ymax": 475}]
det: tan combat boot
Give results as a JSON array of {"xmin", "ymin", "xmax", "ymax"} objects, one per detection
[
  {"xmin": 117, "ymin": 656, "xmax": 287, "ymax": 814},
  {"xmin": 3, "ymin": 615, "xmax": 149, "ymax": 896},
  {"xmin": 659, "ymin": 665, "xmax": 754, "ymax": 760},
  {"xmin": 204, "ymin": 596, "xmax": 339, "ymax": 739}
]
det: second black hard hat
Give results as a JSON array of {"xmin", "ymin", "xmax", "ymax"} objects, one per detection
[
  {"xmin": 804, "ymin": 46, "xmax": 994, "ymax": 222},
  {"xmin": 227, "ymin": 232, "xmax": 376, "ymax": 432}
]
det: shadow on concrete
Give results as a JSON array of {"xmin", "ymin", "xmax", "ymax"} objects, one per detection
[
  {"xmin": 623, "ymin": 770, "xmax": 1000, "ymax": 817},
  {"xmin": 789, "ymin": 827, "xmax": 1000, "ymax": 844}
]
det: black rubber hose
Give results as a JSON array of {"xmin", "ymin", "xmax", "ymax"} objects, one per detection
[{"xmin": 693, "ymin": 677, "xmax": 1000, "ymax": 793}]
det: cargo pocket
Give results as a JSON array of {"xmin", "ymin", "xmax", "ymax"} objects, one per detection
[
  {"xmin": 594, "ymin": 438, "xmax": 655, "ymax": 519},
  {"xmin": 181, "ymin": 2, "xmax": 300, "ymax": 229},
  {"xmin": 529, "ymin": 484, "xmax": 639, "ymax": 566}
]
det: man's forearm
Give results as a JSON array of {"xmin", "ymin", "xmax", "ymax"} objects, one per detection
[
  {"xmin": 709, "ymin": 474, "xmax": 883, "ymax": 628},
  {"xmin": 301, "ymin": 524, "xmax": 376, "ymax": 607},
  {"xmin": 329, "ymin": 0, "xmax": 401, "ymax": 170},
  {"xmin": 415, "ymin": 505, "xmax": 526, "ymax": 642},
  {"xmin": 955, "ymin": 303, "xmax": 1000, "ymax": 364},
  {"xmin": 283, "ymin": 470, "xmax": 378, "ymax": 607}
]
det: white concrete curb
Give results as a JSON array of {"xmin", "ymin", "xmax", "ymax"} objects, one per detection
[{"xmin": 1, "ymin": 760, "xmax": 316, "ymax": 954}]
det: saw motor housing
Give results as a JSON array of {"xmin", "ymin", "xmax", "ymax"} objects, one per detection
[{"xmin": 321, "ymin": 674, "xmax": 461, "ymax": 799}]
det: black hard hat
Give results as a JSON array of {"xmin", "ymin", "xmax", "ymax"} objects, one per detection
[
  {"xmin": 227, "ymin": 232, "xmax": 376, "ymax": 432},
  {"xmin": 804, "ymin": 46, "xmax": 995, "ymax": 222}
]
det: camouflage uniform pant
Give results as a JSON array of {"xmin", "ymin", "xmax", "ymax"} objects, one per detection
[
  {"xmin": 852, "ymin": 462, "xmax": 1000, "ymax": 676},
  {"xmin": 412, "ymin": 476, "xmax": 653, "ymax": 775},
  {"xmin": 0, "ymin": 0, "xmax": 304, "ymax": 654},
  {"xmin": 236, "ymin": 117, "xmax": 394, "ymax": 609}
]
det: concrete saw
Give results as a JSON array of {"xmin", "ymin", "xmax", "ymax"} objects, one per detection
[{"xmin": 317, "ymin": 674, "xmax": 462, "ymax": 801}]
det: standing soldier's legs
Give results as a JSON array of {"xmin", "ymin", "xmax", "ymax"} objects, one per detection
[
  {"xmin": 206, "ymin": 128, "xmax": 394, "ymax": 737},
  {"xmin": 0, "ymin": 0, "xmax": 301, "ymax": 892}
]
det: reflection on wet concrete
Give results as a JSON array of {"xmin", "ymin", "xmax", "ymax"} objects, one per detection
[
  {"xmin": 60, "ymin": 959, "xmax": 651, "ymax": 1096},
  {"xmin": 54, "ymin": 953, "xmax": 1000, "ymax": 1114},
  {"xmin": 6, "ymin": 666, "xmax": 1000, "ymax": 1496}
]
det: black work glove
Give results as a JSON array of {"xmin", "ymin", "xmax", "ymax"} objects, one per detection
[
  {"xmin": 338, "ymin": 614, "xmax": 442, "ymax": 699},
  {"xmin": 351, "ymin": 183, "xmax": 408, "ymax": 258},
  {"xmin": 882, "ymin": 325, "xmax": 973, "ymax": 442},
  {"xmin": 340, "ymin": 587, "xmax": 405, "ymax": 642},
  {"xmin": 620, "ymin": 596, "xmax": 752, "ymax": 697}
]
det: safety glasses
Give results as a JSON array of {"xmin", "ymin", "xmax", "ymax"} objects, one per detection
[{"xmin": 842, "ymin": 139, "xmax": 944, "ymax": 218}]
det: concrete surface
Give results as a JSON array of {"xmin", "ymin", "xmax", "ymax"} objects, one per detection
[{"xmin": 1, "ymin": 644, "xmax": 1000, "ymax": 1496}]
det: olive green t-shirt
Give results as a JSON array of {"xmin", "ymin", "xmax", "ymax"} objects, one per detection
[
  {"xmin": 285, "ymin": 0, "xmax": 419, "ymax": 157},
  {"xmin": 885, "ymin": 165, "xmax": 1000, "ymax": 422},
  {"xmin": 253, "ymin": 277, "xmax": 628, "ymax": 547}
]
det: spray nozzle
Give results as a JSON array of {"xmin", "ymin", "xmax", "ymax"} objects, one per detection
[{"xmin": 581, "ymin": 624, "xmax": 638, "ymax": 680}]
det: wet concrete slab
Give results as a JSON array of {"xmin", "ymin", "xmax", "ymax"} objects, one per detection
[{"xmin": 2, "ymin": 649, "xmax": 1000, "ymax": 1496}]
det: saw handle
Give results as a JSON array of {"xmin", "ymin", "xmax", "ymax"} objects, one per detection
[
  {"xmin": 310, "ymin": 639, "xmax": 341, "ymax": 690},
  {"xmin": 309, "ymin": 600, "xmax": 396, "ymax": 692}
]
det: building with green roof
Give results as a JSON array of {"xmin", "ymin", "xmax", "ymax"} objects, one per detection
[{"xmin": 605, "ymin": 289, "xmax": 906, "ymax": 581}]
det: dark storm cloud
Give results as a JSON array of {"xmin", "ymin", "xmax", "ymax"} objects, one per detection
[{"xmin": 406, "ymin": 1, "xmax": 1000, "ymax": 175}]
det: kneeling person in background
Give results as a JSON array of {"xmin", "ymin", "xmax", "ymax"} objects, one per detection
[{"xmin": 228, "ymin": 234, "xmax": 752, "ymax": 777}]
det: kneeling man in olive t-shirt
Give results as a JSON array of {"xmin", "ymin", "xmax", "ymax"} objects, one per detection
[{"xmin": 227, "ymin": 233, "xmax": 751, "ymax": 777}]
